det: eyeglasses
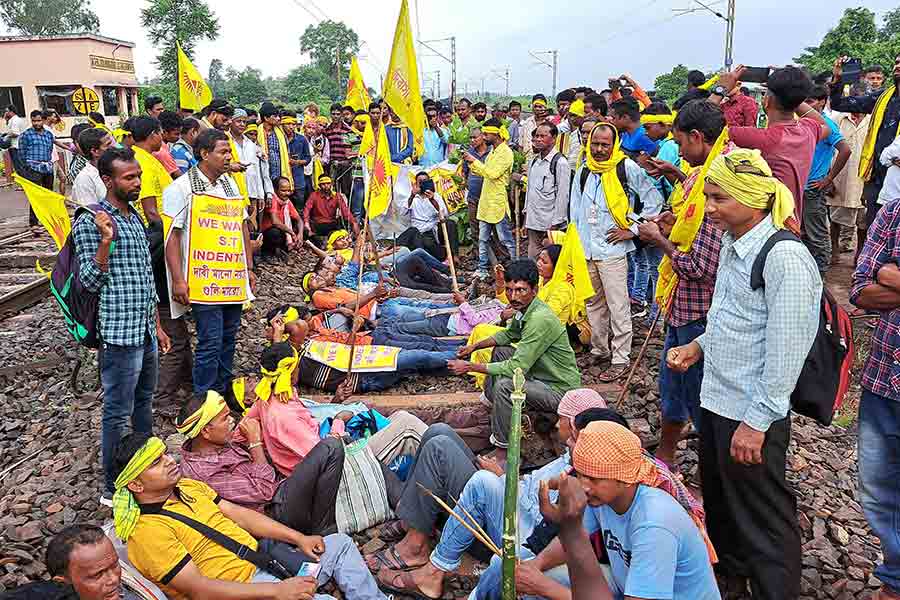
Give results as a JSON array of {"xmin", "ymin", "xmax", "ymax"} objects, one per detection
[{"xmin": 723, "ymin": 155, "xmax": 768, "ymax": 177}]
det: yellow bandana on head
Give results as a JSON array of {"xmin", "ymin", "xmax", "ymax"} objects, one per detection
[
  {"xmin": 113, "ymin": 128, "xmax": 131, "ymax": 143},
  {"xmin": 640, "ymin": 114, "xmax": 674, "ymax": 125},
  {"xmin": 255, "ymin": 349, "xmax": 299, "ymax": 403},
  {"xmin": 302, "ymin": 273, "xmax": 315, "ymax": 302},
  {"xmin": 584, "ymin": 123, "xmax": 631, "ymax": 229},
  {"xmin": 281, "ymin": 116, "xmax": 298, "ymax": 125},
  {"xmin": 656, "ymin": 127, "xmax": 729, "ymax": 314},
  {"xmin": 245, "ymin": 124, "xmax": 258, "ymax": 134},
  {"xmin": 327, "ymin": 229, "xmax": 350, "ymax": 250},
  {"xmin": 481, "ymin": 125, "xmax": 510, "ymax": 142},
  {"xmin": 112, "ymin": 437, "xmax": 166, "ymax": 541},
  {"xmin": 568, "ymin": 99, "xmax": 586, "ymax": 117},
  {"xmin": 532, "ymin": 99, "xmax": 547, "ymax": 108},
  {"xmin": 175, "ymin": 391, "xmax": 227, "ymax": 439},
  {"xmin": 859, "ymin": 86, "xmax": 898, "ymax": 180},
  {"xmin": 706, "ymin": 148, "xmax": 795, "ymax": 229}
]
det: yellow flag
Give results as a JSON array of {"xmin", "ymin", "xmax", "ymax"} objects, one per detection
[
  {"xmin": 177, "ymin": 42, "xmax": 213, "ymax": 112},
  {"xmin": 549, "ymin": 223, "xmax": 594, "ymax": 309},
  {"xmin": 14, "ymin": 174, "xmax": 70, "ymax": 250},
  {"xmin": 345, "ymin": 57, "xmax": 371, "ymax": 112},
  {"xmin": 359, "ymin": 119, "xmax": 393, "ymax": 218},
  {"xmin": 383, "ymin": 0, "xmax": 426, "ymax": 157}
]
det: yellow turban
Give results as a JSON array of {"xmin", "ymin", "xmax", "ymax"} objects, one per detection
[
  {"xmin": 112, "ymin": 437, "xmax": 166, "ymax": 541},
  {"xmin": 705, "ymin": 148, "xmax": 795, "ymax": 230},
  {"xmin": 175, "ymin": 391, "xmax": 227, "ymax": 439},
  {"xmin": 302, "ymin": 272, "xmax": 315, "ymax": 302},
  {"xmin": 255, "ymin": 347, "xmax": 299, "ymax": 403},
  {"xmin": 327, "ymin": 229, "xmax": 350, "ymax": 250},
  {"xmin": 641, "ymin": 114, "xmax": 674, "ymax": 125},
  {"xmin": 532, "ymin": 99, "xmax": 547, "ymax": 108},
  {"xmin": 568, "ymin": 99, "xmax": 586, "ymax": 117}
]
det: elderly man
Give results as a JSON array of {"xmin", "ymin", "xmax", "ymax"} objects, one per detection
[{"xmin": 523, "ymin": 122, "xmax": 570, "ymax": 257}]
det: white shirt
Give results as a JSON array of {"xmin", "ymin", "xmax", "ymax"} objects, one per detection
[
  {"xmin": 6, "ymin": 115, "xmax": 27, "ymax": 149},
  {"xmin": 162, "ymin": 167, "xmax": 251, "ymax": 318},
  {"xmin": 71, "ymin": 162, "xmax": 106, "ymax": 206},
  {"xmin": 232, "ymin": 135, "xmax": 269, "ymax": 200},
  {"xmin": 878, "ymin": 136, "xmax": 900, "ymax": 206},
  {"xmin": 406, "ymin": 192, "xmax": 447, "ymax": 235}
]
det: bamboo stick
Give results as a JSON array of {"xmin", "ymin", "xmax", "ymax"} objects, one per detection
[
  {"xmin": 501, "ymin": 367, "xmax": 526, "ymax": 600},
  {"xmin": 439, "ymin": 220, "xmax": 460, "ymax": 293},
  {"xmin": 416, "ymin": 483, "xmax": 502, "ymax": 557},
  {"xmin": 449, "ymin": 492, "xmax": 499, "ymax": 555},
  {"xmin": 616, "ymin": 308, "xmax": 662, "ymax": 405}
]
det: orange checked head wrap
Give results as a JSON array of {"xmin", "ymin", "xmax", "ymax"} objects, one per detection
[{"xmin": 573, "ymin": 421, "xmax": 657, "ymax": 485}]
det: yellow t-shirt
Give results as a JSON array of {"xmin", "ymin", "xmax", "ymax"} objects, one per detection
[
  {"xmin": 132, "ymin": 145, "xmax": 174, "ymax": 225},
  {"xmin": 472, "ymin": 142, "xmax": 513, "ymax": 224},
  {"xmin": 127, "ymin": 479, "xmax": 258, "ymax": 600}
]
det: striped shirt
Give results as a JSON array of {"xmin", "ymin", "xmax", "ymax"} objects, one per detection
[{"xmin": 326, "ymin": 121, "xmax": 352, "ymax": 162}]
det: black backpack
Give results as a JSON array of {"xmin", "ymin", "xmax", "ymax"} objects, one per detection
[
  {"xmin": 751, "ymin": 230, "xmax": 854, "ymax": 426},
  {"xmin": 49, "ymin": 205, "xmax": 118, "ymax": 349},
  {"xmin": 530, "ymin": 152, "xmax": 564, "ymax": 191},
  {"xmin": 578, "ymin": 161, "xmax": 642, "ymax": 214}
]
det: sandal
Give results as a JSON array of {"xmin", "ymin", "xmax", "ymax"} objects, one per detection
[
  {"xmin": 377, "ymin": 567, "xmax": 441, "ymax": 600},
  {"xmin": 598, "ymin": 363, "xmax": 628, "ymax": 382},
  {"xmin": 365, "ymin": 545, "xmax": 425, "ymax": 573},
  {"xmin": 377, "ymin": 519, "xmax": 406, "ymax": 543}
]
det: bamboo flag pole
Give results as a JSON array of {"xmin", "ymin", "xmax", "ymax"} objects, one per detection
[
  {"xmin": 501, "ymin": 367, "xmax": 526, "ymax": 600},
  {"xmin": 439, "ymin": 219, "xmax": 460, "ymax": 294},
  {"xmin": 512, "ymin": 183, "xmax": 520, "ymax": 259}
]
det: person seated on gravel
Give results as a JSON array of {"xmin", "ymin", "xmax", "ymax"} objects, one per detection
[
  {"xmin": 110, "ymin": 432, "xmax": 388, "ymax": 600},
  {"xmin": 373, "ymin": 389, "xmax": 610, "ymax": 599},
  {"xmin": 508, "ymin": 421, "xmax": 721, "ymax": 600},
  {"xmin": 446, "ymin": 259, "xmax": 583, "ymax": 464},
  {"xmin": 177, "ymin": 390, "xmax": 347, "ymax": 537}
]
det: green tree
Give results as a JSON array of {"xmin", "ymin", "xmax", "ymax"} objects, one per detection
[
  {"xmin": 794, "ymin": 8, "xmax": 882, "ymax": 75},
  {"xmin": 299, "ymin": 20, "xmax": 360, "ymax": 90},
  {"xmin": 282, "ymin": 64, "xmax": 338, "ymax": 106},
  {"xmin": 138, "ymin": 80, "xmax": 177, "ymax": 115},
  {"xmin": 208, "ymin": 58, "xmax": 226, "ymax": 97},
  {"xmin": 653, "ymin": 64, "xmax": 690, "ymax": 106},
  {"xmin": 224, "ymin": 66, "xmax": 268, "ymax": 106},
  {"xmin": 0, "ymin": 0, "xmax": 99, "ymax": 35},
  {"xmin": 140, "ymin": 0, "xmax": 219, "ymax": 82}
]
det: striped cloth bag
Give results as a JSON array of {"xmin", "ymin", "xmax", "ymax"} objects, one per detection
[{"xmin": 334, "ymin": 438, "xmax": 394, "ymax": 534}]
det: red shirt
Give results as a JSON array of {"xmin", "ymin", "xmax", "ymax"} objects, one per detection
[
  {"xmin": 261, "ymin": 193, "xmax": 300, "ymax": 233},
  {"xmin": 721, "ymin": 94, "xmax": 758, "ymax": 127},
  {"xmin": 304, "ymin": 190, "xmax": 354, "ymax": 227},
  {"xmin": 728, "ymin": 118, "xmax": 821, "ymax": 222},
  {"xmin": 153, "ymin": 143, "xmax": 180, "ymax": 177}
]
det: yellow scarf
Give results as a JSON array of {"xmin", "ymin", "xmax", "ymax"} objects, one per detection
[
  {"xmin": 859, "ymin": 86, "xmax": 898, "ymax": 181},
  {"xmin": 656, "ymin": 127, "xmax": 729, "ymax": 314},
  {"xmin": 706, "ymin": 148, "xmax": 795, "ymax": 229},
  {"xmin": 112, "ymin": 437, "xmax": 166, "ymax": 541},
  {"xmin": 260, "ymin": 124, "xmax": 293, "ymax": 191},
  {"xmin": 175, "ymin": 391, "xmax": 227, "ymax": 439},
  {"xmin": 584, "ymin": 123, "xmax": 630, "ymax": 229},
  {"xmin": 227, "ymin": 132, "xmax": 249, "ymax": 204},
  {"xmin": 312, "ymin": 156, "xmax": 325, "ymax": 189},
  {"xmin": 254, "ymin": 349, "xmax": 299, "ymax": 403}
]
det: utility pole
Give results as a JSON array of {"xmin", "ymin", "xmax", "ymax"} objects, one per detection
[
  {"xmin": 421, "ymin": 37, "xmax": 457, "ymax": 104},
  {"xmin": 482, "ymin": 77, "xmax": 486, "ymax": 99},
  {"xmin": 437, "ymin": 71, "xmax": 441, "ymax": 99},
  {"xmin": 724, "ymin": 0, "xmax": 735, "ymax": 70},
  {"xmin": 492, "ymin": 68, "xmax": 511, "ymax": 97},
  {"xmin": 529, "ymin": 50, "xmax": 558, "ymax": 99}
]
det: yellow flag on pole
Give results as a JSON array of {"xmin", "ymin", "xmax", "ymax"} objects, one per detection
[
  {"xmin": 13, "ymin": 174, "xmax": 70, "ymax": 250},
  {"xmin": 383, "ymin": 0, "xmax": 426, "ymax": 157},
  {"xmin": 546, "ymin": 223, "xmax": 594, "ymax": 321},
  {"xmin": 345, "ymin": 57, "xmax": 371, "ymax": 112},
  {"xmin": 359, "ymin": 119, "xmax": 393, "ymax": 218},
  {"xmin": 177, "ymin": 42, "xmax": 213, "ymax": 112}
]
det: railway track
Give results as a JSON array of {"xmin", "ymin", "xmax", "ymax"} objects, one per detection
[{"xmin": 0, "ymin": 228, "xmax": 54, "ymax": 318}]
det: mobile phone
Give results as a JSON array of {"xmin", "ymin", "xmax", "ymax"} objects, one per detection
[
  {"xmin": 841, "ymin": 57, "xmax": 863, "ymax": 84},
  {"xmin": 297, "ymin": 562, "xmax": 321, "ymax": 577},
  {"xmin": 741, "ymin": 66, "xmax": 771, "ymax": 84}
]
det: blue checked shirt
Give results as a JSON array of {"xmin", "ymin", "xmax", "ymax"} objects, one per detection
[
  {"xmin": 695, "ymin": 215, "xmax": 822, "ymax": 431},
  {"xmin": 18, "ymin": 127, "xmax": 55, "ymax": 173},
  {"xmin": 72, "ymin": 199, "xmax": 157, "ymax": 347}
]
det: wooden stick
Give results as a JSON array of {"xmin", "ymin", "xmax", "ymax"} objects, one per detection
[
  {"xmin": 616, "ymin": 308, "xmax": 662, "ymax": 405},
  {"xmin": 339, "ymin": 221, "xmax": 370, "ymax": 393},
  {"xmin": 513, "ymin": 183, "xmax": 520, "ymax": 259},
  {"xmin": 449, "ymin": 492, "xmax": 499, "ymax": 554},
  {"xmin": 364, "ymin": 222, "xmax": 385, "ymax": 287},
  {"xmin": 439, "ymin": 220, "xmax": 460, "ymax": 294},
  {"xmin": 416, "ymin": 483, "xmax": 502, "ymax": 556}
]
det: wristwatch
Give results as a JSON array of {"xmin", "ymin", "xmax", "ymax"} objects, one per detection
[{"xmin": 711, "ymin": 85, "xmax": 728, "ymax": 97}]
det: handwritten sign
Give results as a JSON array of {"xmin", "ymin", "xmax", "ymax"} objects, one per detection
[
  {"xmin": 305, "ymin": 340, "xmax": 400, "ymax": 373},
  {"xmin": 187, "ymin": 194, "xmax": 248, "ymax": 303}
]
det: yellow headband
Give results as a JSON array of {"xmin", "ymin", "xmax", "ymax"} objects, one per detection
[
  {"xmin": 641, "ymin": 114, "xmax": 674, "ymax": 125},
  {"xmin": 532, "ymin": 99, "xmax": 547, "ymax": 108},
  {"xmin": 481, "ymin": 125, "xmax": 510, "ymax": 142},
  {"xmin": 318, "ymin": 176, "xmax": 332, "ymax": 184},
  {"xmin": 706, "ymin": 148, "xmax": 795, "ymax": 230},
  {"xmin": 282, "ymin": 306, "xmax": 300, "ymax": 323},
  {"xmin": 113, "ymin": 128, "xmax": 131, "ymax": 142},
  {"xmin": 245, "ymin": 124, "xmax": 258, "ymax": 133},
  {"xmin": 176, "ymin": 391, "xmax": 227, "ymax": 439},
  {"xmin": 112, "ymin": 437, "xmax": 166, "ymax": 541},
  {"xmin": 327, "ymin": 229, "xmax": 350, "ymax": 250},
  {"xmin": 255, "ymin": 349, "xmax": 299, "ymax": 403},
  {"xmin": 302, "ymin": 273, "xmax": 315, "ymax": 302},
  {"xmin": 281, "ymin": 116, "xmax": 298, "ymax": 124},
  {"xmin": 568, "ymin": 99, "xmax": 586, "ymax": 117}
]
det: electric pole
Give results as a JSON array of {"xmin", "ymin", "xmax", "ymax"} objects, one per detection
[
  {"xmin": 529, "ymin": 50, "xmax": 558, "ymax": 99},
  {"xmin": 724, "ymin": 0, "xmax": 735, "ymax": 70},
  {"xmin": 421, "ymin": 37, "xmax": 457, "ymax": 104},
  {"xmin": 492, "ymin": 68, "xmax": 511, "ymax": 97}
]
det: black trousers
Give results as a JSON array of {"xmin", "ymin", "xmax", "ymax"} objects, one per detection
[
  {"xmin": 261, "ymin": 227, "xmax": 288, "ymax": 257},
  {"xmin": 394, "ymin": 253, "xmax": 454, "ymax": 293},
  {"xmin": 269, "ymin": 437, "xmax": 345, "ymax": 536},
  {"xmin": 396, "ymin": 223, "xmax": 458, "ymax": 262},
  {"xmin": 700, "ymin": 409, "xmax": 801, "ymax": 600}
]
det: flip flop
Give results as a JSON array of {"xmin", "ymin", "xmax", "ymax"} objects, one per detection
[
  {"xmin": 377, "ymin": 567, "xmax": 441, "ymax": 600},
  {"xmin": 366, "ymin": 545, "xmax": 424, "ymax": 573},
  {"xmin": 598, "ymin": 364, "xmax": 628, "ymax": 383}
]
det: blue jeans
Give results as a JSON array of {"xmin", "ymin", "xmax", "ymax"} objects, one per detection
[
  {"xmin": 474, "ymin": 546, "xmax": 571, "ymax": 600},
  {"xmin": 376, "ymin": 298, "xmax": 455, "ymax": 322},
  {"xmin": 627, "ymin": 246, "xmax": 649, "ymax": 303},
  {"xmin": 400, "ymin": 248, "xmax": 450, "ymax": 274},
  {"xmin": 350, "ymin": 176, "xmax": 365, "ymax": 223},
  {"xmin": 659, "ymin": 319, "xmax": 706, "ymax": 430},
  {"xmin": 192, "ymin": 303, "xmax": 242, "ymax": 396},
  {"xmin": 100, "ymin": 333, "xmax": 158, "ymax": 492},
  {"xmin": 858, "ymin": 389, "xmax": 900, "ymax": 594},
  {"xmin": 644, "ymin": 245, "xmax": 663, "ymax": 318},
  {"xmin": 478, "ymin": 217, "xmax": 516, "ymax": 272},
  {"xmin": 359, "ymin": 349, "xmax": 455, "ymax": 392},
  {"xmin": 383, "ymin": 313, "xmax": 452, "ymax": 337},
  {"xmin": 372, "ymin": 328, "xmax": 461, "ymax": 351}
]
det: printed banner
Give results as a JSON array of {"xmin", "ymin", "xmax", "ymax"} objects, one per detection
[
  {"xmin": 305, "ymin": 340, "xmax": 401, "ymax": 373},
  {"xmin": 428, "ymin": 165, "xmax": 465, "ymax": 213},
  {"xmin": 187, "ymin": 194, "xmax": 249, "ymax": 303}
]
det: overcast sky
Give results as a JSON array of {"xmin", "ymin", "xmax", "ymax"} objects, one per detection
[{"xmin": 86, "ymin": 0, "xmax": 898, "ymax": 97}]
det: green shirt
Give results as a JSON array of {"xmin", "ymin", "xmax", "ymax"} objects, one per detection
[{"xmin": 486, "ymin": 297, "xmax": 581, "ymax": 393}]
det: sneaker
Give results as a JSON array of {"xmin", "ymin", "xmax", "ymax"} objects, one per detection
[{"xmin": 99, "ymin": 491, "xmax": 113, "ymax": 508}]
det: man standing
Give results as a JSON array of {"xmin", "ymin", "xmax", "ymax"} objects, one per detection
[
  {"xmin": 721, "ymin": 85, "xmax": 759, "ymax": 127},
  {"xmin": 673, "ymin": 69, "xmax": 711, "ymax": 110},
  {"xmin": 554, "ymin": 89, "xmax": 575, "ymax": 127},
  {"xmin": 637, "ymin": 101, "xmax": 726, "ymax": 468},
  {"xmin": 472, "ymin": 102, "xmax": 488, "ymax": 124},
  {"xmin": 462, "ymin": 126, "xmax": 491, "ymax": 249},
  {"xmin": 850, "ymin": 197, "xmax": 900, "ymax": 600},
  {"xmin": 831, "ymin": 54, "xmax": 900, "ymax": 226},
  {"xmin": 171, "ymin": 117, "xmax": 200, "ymax": 176},
  {"xmin": 281, "ymin": 110, "xmax": 311, "ymax": 211},
  {"xmin": 71, "ymin": 127, "xmax": 113, "ymax": 206},
  {"xmin": 258, "ymin": 102, "xmax": 292, "ymax": 195},
  {"xmin": 667, "ymin": 148, "xmax": 821, "ymax": 600},
  {"xmin": 153, "ymin": 111, "xmax": 183, "ymax": 179},
  {"xmin": 524, "ymin": 122, "xmax": 570, "ymax": 257},
  {"xmin": 72, "ymin": 146, "xmax": 170, "ymax": 503},
  {"xmin": 570, "ymin": 123, "xmax": 663, "ymax": 382},
  {"xmin": 609, "ymin": 97, "xmax": 658, "ymax": 158},
  {"xmin": 464, "ymin": 117, "xmax": 516, "ymax": 279},
  {"xmin": 863, "ymin": 65, "xmax": 886, "ymax": 93},
  {"xmin": 521, "ymin": 94, "xmax": 550, "ymax": 157},
  {"xmin": 144, "ymin": 96, "xmax": 164, "ymax": 118},
  {"xmin": 803, "ymin": 84, "xmax": 851, "ymax": 273},
  {"xmin": 421, "ymin": 105, "xmax": 449, "ymax": 168},
  {"xmin": 557, "ymin": 99, "xmax": 586, "ymax": 171},
  {"xmin": 199, "ymin": 99, "xmax": 233, "ymax": 131},
  {"xmin": 18, "ymin": 110, "xmax": 56, "ymax": 226},
  {"xmin": 163, "ymin": 129, "xmax": 257, "ymax": 399},
  {"xmin": 3, "ymin": 105, "xmax": 27, "ymax": 180},
  {"xmin": 326, "ymin": 103, "xmax": 353, "ymax": 199},
  {"xmin": 507, "ymin": 100, "xmax": 522, "ymax": 152},
  {"xmin": 456, "ymin": 98, "xmax": 474, "ymax": 126},
  {"xmin": 229, "ymin": 109, "xmax": 269, "ymax": 230},
  {"xmin": 448, "ymin": 259, "xmax": 581, "ymax": 462},
  {"xmin": 129, "ymin": 116, "xmax": 172, "ymax": 226},
  {"xmin": 385, "ymin": 107, "xmax": 414, "ymax": 163}
]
